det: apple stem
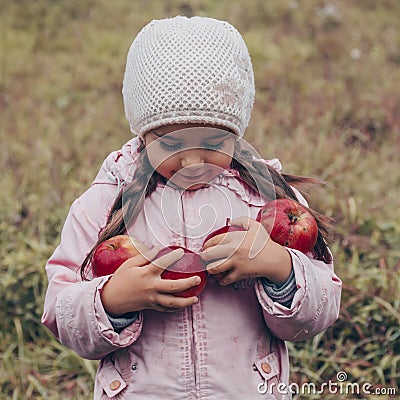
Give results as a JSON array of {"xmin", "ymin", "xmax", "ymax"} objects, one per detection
[
  {"xmin": 226, "ymin": 217, "xmax": 231, "ymax": 226},
  {"xmin": 288, "ymin": 214, "xmax": 298, "ymax": 223}
]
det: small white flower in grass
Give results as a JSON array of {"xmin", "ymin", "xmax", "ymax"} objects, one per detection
[
  {"xmin": 316, "ymin": 3, "xmax": 342, "ymax": 20},
  {"xmin": 350, "ymin": 48, "xmax": 361, "ymax": 60}
]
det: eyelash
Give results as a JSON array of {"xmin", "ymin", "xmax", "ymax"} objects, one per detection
[
  {"xmin": 159, "ymin": 141, "xmax": 225, "ymax": 152},
  {"xmin": 159, "ymin": 142, "xmax": 181, "ymax": 152}
]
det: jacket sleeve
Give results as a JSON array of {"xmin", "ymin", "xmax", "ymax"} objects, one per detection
[
  {"xmin": 41, "ymin": 184, "xmax": 143, "ymax": 360},
  {"xmin": 254, "ymin": 186, "xmax": 342, "ymax": 342},
  {"xmin": 255, "ymin": 249, "xmax": 341, "ymax": 342}
]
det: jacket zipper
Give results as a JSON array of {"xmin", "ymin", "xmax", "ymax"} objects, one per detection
[{"xmin": 179, "ymin": 191, "xmax": 199, "ymax": 398}]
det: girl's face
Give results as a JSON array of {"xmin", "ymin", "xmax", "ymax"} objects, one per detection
[{"xmin": 144, "ymin": 123, "xmax": 236, "ymax": 190}]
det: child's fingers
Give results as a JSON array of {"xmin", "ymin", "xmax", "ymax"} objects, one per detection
[
  {"xmin": 200, "ymin": 242, "xmax": 238, "ymax": 262},
  {"xmin": 122, "ymin": 246, "xmax": 161, "ymax": 268},
  {"xmin": 213, "ymin": 271, "xmax": 228, "ymax": 281},
  {"xmin": 202, "ymin": 233, "xmax": 230, "ymax": 250},
  {"xmin": 229, "ymin": 216, "xmax": 253, "ymax": 230},
  {"xmin": 216, "ymin": 271, "xmax": 238, "ymax": 287},
  {"xmin": 148, "ymin": 248, "xmax": 185, "ymax": 274},
  {"xmin": 209, "ymin": 268, "xmax": 240, "ymax": 286},
  {"xmin": 205, "ymin": 258, "xmax": 232, "ymax": 275},
  {"xmin": 154, "ymin": 294, "xmax": 198, "ymax": 312},
  {"xmin": 157, "ymin": 275, "xmax": 202, "ymax": 294}
]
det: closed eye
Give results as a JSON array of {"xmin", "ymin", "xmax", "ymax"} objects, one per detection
[
  {"xmin": 159, "ymin": 141, "xmax": 182, "ymax": 152},
  {"xmin": 159, "ymin": 141, "xmax": 225, "ymax": 152},
  {"xmin": 203, "ymin": 141, "xmax": 224, "ymax": 151}
]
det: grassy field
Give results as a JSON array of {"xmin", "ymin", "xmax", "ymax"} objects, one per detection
[{"xmin": 1, "ymin": 0, "xmax": 399, "ymax": 399}]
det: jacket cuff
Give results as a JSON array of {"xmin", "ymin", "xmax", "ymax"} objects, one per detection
[
  {"xmin": 255, "ymin": 248, "xmax": 341, "ymax": 342},
  {"xmin": 106, "ymin": 312, "xmax": 139, "ymax": 333},
  {"xmin": 255, "ymin": 249, "xmax": 306, "ymax": 317},
  {"xmin": 94, "ymin": 277, "xmax": 143, "ymax": 346},
  {"xmin": 261, "ymin": 269, "xmax": 297, "ymax": 308}
]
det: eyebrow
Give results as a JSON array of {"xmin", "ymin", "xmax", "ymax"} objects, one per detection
[{"xmin": 152, "ymin": 131, "xmax": 230, "ymax": 141}]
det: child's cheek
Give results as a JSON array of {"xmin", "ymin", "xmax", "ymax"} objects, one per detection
[
  {"xmin": 214, "ymin": 153, "xmax": 233, "ymax": 171},
  {"xmin": 156, "ymin": 159, "xmax": 175, "ymax": 180},
  {"xmin": 147, "ymin": 151, "xmax": 176, "ymax": 179}
]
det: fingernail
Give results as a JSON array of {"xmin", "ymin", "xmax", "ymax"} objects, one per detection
[
  {"xmin": 195, "ymin": 276, "xmax": 201, "ymax": 285},
  {"xmin": 193, "ymin": 297, "xmax": 199, "ymax": 303}
]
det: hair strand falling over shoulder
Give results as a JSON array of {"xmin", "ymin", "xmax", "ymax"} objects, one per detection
[{"xmin": 231, "ymin": 140, "xmax": 334, "ymax": 263}]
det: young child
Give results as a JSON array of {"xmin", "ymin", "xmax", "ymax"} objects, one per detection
[{"xmin": 42, "ymin": 16, "xmax": 342, "ymax": 400}]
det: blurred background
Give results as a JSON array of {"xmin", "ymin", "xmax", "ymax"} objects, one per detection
[{"xmin": 1, "ymin": 0, "xmax": 399, "ymax": 398}]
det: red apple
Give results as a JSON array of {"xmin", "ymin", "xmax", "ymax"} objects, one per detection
[
  {"xmin": 92, "ymin": 235, "xmax": 141, "ymax": 277},
  {"xmin": 256, "ymin": 199, "xmax": 318, "ymax": 253},
  {"xmin": 156, "ymin": 246, "xmax": 207, "ymax": 298},
  {"xmin": 201, "ymin": 219, "xmax": 246, "ymax": 282},
  {"xmin": 202, "ymin": 218, "xmax": 246, "ymax": 247}
]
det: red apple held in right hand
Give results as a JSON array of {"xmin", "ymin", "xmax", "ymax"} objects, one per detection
[
  {"xmin": 92, "ymin": 235, "xmax": 142, "ymax": 277},
  {"xmin": 156, "ymin": 246, "xmax": 207, "ymax": 298},
  {"xmin": 256, "ymin": 199, "xmax": 318, "ymax": 253},
  {"xmin": 200, "ymin": 219, "xmax": 246, "ymax": 282},
  {"xmin": 202, "ymin": 218, "xmax": 246, "ymax": 248}
]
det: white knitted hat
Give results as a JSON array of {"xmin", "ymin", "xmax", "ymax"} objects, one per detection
[{"xmin": 122, "ymin": 16, "xmax": 255, "ymax": 138}]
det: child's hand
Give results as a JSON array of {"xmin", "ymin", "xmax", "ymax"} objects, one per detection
[
  {"xmin": 100, "ymin": 247, "xmax": 201, "ymax": 317},
  {"xmin": 201, "ymin": 217, "xmax": 292, "ymax": 287}
]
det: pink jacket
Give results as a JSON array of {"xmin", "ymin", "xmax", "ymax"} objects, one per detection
[{"xmin": 42, "ymin": 137, "xmax": 342, "ymax": 400}]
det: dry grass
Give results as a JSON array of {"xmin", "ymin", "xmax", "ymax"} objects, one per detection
[{"xmin": 1, "ymin": 0, "xmax": 399, "ymax": 398}]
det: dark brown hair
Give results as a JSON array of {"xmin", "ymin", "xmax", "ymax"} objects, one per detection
[{"xmin": 80, "ymin": 139, "xmax": 334, "ymax": 279}]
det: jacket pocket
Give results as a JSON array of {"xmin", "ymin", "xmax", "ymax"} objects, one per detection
[
  {"xmin": 98, "ymin": 356, "xmax": 128, "ymax": 399},
  {"xmin": 253, "ymin": 352, "xmax": 284, "ymax": 400}
]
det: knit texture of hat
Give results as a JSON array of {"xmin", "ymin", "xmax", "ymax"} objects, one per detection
[{"xmin": 122, "ymin": 16, "xmax": 255, "ymax": 138}]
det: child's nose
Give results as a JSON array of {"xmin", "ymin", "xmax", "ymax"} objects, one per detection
[{"xmin": 180, "ymin": 149, "xmax": 205, "ymax": 168}]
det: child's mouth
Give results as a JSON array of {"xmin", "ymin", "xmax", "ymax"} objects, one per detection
[{"xmin": 179, "ymin": 172, "xmax": 207, "ymax": 181}]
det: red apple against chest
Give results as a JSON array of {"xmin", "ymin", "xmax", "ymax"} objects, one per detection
[
  {"xmin": 92, "ymin": 235, "xmax": 141, "ymax": 277},
  {"xmin": 156, "ymin": 246, "xmax": 207, "ymax": 298},
  {"xmin": 256, "ymin": 199, "xmax": 318, "ymax": 253},
  {"xmin": 202, "ymin": 218, "xmax": 246, "ymax": 248},
  {"xmin": 201, "ymin": 219, "xmax": 246, "ymax": 282}
]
